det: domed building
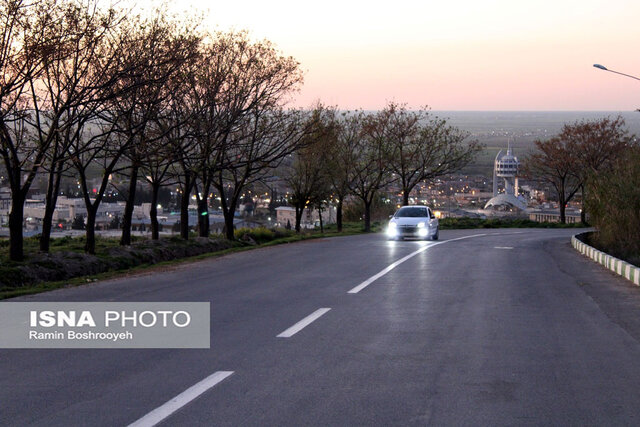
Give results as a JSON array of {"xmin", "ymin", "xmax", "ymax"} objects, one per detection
[{"xmin": 484, "ymin": 144, "xmax": 527, "ymax": 211}]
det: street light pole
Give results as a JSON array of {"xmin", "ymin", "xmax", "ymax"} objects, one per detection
[{"xmin": 593, "ymin": 64, "xmax": 640, "ymax": 81}]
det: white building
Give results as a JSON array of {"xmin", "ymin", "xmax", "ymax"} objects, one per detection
[
  {"xmin": 484, "ymin": 144, "xmax": 527, "ymax": 211},
  {"xmin": 0, "ymin": 187, "xmax": 11, "ymax": 224},
  {"xmin": 22, "ymin": 196, "xmax": 126, "ymax": 229}
]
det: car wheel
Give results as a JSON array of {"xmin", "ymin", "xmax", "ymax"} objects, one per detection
[{"xmin": 432, "ymin": 228, "xmax": 439, "ymax": 241}]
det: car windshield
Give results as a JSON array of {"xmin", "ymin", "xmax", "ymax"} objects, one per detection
[{"xmin": 395, "ymin": 207, "xmax": 429, "ymax": 218}]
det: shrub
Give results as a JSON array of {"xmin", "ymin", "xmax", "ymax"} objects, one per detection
[
  {"xmin": 439, "ymin": 217, "xmax": 584, "ymax": 229},
  {"xmin": 234, "ymin": 227, "xmax": 277, "ymax": 244},
  {"xmin": 586, "ymin": 146, "xmax": 640, "ymax": 262},
  {"xmin": 0, "ymin": 267, "xmax": 29, "ymax": 289}
]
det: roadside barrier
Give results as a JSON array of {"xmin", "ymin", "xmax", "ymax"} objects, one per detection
[{"xmin": 572, "ymin": 233, "xmax": 640, "ymax": 286}]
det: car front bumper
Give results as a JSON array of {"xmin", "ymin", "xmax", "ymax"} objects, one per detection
[{"xmin": 387, "ymin": 225, "xmax": 435, "ymax": 239}]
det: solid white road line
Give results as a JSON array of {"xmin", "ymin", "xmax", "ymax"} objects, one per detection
[
  {"xmin": 277, "ymin": 308, "xmax": 331, "ymax": 338},
  {"xmin": 494, "ymin": 246, "xmax": 514, "ymax": 249},
  {"xmin": 128, "ymin": 371, "xmax": 234, "ymax": 427},
  {"xmin": 347, "ymin": 234, "xmax": 487, "ymax": 294}
]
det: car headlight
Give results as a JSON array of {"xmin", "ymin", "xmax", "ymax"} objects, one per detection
[
  {"xmin": 387, "ymin": 222, "xmax": 397, "ymax": 236},
  {"xmin": 417, "ymin": 221, "xmax": 425, "ymax": 228}
]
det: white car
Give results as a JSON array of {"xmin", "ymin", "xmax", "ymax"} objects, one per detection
[{"xmin": 387, "ymin": 205, "xmax": 439, "ymax": 240}]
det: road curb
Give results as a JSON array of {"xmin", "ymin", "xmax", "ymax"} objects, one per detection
[{"xmin": 572, "ymin": 233, "xmax": 640, "ymax": 286}]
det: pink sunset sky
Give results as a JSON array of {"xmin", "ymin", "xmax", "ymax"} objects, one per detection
[{"xmin": 163, "ymin": 0, "xmax": 640, "ymax": 111}]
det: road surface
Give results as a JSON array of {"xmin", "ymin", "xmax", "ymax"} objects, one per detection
[{"xmin": 3, "ymin": 228, "xmax": 640, "ymax": 426}]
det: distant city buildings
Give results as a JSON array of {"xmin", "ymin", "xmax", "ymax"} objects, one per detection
[
  {"xmin": 0, "ymin": 185, "xmax": 275, "ymax": 236},
  {"xmin": 275, "ymin": 206, "xmax": 336, "ymax": 229}
]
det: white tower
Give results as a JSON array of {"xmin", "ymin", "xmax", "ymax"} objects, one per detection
[{"xmin": 485, "ymin": 143, "xmax": 526, "ymax": 210}]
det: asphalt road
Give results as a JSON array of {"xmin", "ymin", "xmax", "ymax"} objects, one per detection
[{"xmin": 3, "ymin": 228, "xmax": 640, "ymax": 426}]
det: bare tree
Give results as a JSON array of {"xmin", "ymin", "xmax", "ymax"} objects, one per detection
[
  {"xmin": 69, "ymin": 14, "xmax": 158, "ymax": 254},
  {"xmin": 215, "ymin": 108, "xmax": 311, "ymax": 239},
  {"xmin": 192, "ymin": 33, "xmax": 304, "ymax": 240},
  {"xmin": 567, "ymin": 117, "xmax": 633, "ymax": 223},
  {"xmin": 284, "ymin": 106, "xmax": 335, "ymax": 232},
  {"xmin": 170, "ymin": 111, "xmax": 198, "ymax": 240},
  {"xmin": 23, "ymin": 0, "xmax": 125, "ymax": 253},
  {"xmin": 522, "ymin": 137, "xmax": 582, "ymax": 224},
  {"xmin": 345, "ymin": 110, "xmax": 396, "ymax": 232},
  {"xmin": 382, "ymin": 103, "xmax": 482, "ymax": 206},
  {"xmin": 142, "ymin": 48, "xmax": 202, "ymax": 241},
  {"xmin": 171, "ymin": 31, "xmax": 302, "ymax": 239},
  {"xmin": 524, "ymin": 116, "xmax": 632, "ymax": 224},
  {"xmin": 142, "ymin": 109, "xmax": 187, "ymax": 240},
  {"xmin": 323, "ymin": 112, "xmax": 360, "ymax": 232},
  {"xmin": 0, "ymin": 0, "xmax": 65, "ymax": 260},
  {"xmin": 117, "ymin": 13, "xmax": 200, "ymax": 245},
  {"xmin": 183, "ymin": 33, "xmax": 237, "ymax": 238}
]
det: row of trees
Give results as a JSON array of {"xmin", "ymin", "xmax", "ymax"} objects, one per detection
[
  {"xmin": 0, "ymin": 0, "xmax": 317, "ymax": 261},
  {"xmin": 522, "ymin": 117, "xmax": 635, "ymax": 223},
  {"xmin": 283, "ymin": 103, "xmax": 482, "ymax": 232},
  {"xmin": 525, "ymin": 116, "xmax": 640, "ymax": 261}
]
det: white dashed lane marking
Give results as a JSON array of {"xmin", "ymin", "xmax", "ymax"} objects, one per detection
[
  {"xmin": 128, "ymin": 371, "xmax": 234, "ymax": 427},
  {"xmin": 276, "ymin": 308, "xmax": 332, "ymax": 338}
]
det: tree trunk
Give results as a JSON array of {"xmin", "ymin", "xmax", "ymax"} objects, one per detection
[
  {"xmin": 402, "ymin": 189, "xmax": 410, "ymax": 206},
  {"xmin": 40, "ymin": 205, "xmax": 55, "ymax": 253},
  {"xmin": 295, "ymin": 204, "xmax": 304, "ymax": 232},
  {"xmin": 8, "ymin": 192, "xmax": 26, "ymax": 261},
  {"xmin": 580, "ymin": 184, "xmax": 587, "ymax": 225},
  {"xmin": 218, "ymin": 182, "xmax": 240, "ymax": 241},
  {"xmin": 336, "ymin": 199, "xmax": 343, "ymax": 232},
  {"xmin": 559, "ymin": 198, "xmax": 567, "ymax": 224},
  {"xmin": 222, "ymin": 197, "xmax": 239, "ymax": 241},
  {"xmin": 120, "ymin": 165, "xmax": 138, "ymax": 246},
  {"xmin": 85, "ymin": 207, "xmax": 97, "ymax": 254},
  {"xmin": 318, "ymin": 205, "xmax": 324, "ymax": 233},
  {"xmin": 363, "ymin": 200, "xmax": 372, "ymax": 232},
  {"xmin": 223, "ymin": 213, "xmax": 235, "ymax": 240},
  {"xmin": 197, "ymin": 196, "xmax": 209, "ymax": 237},
  {"xmin": 40, "ymin": 165, "xmax": 63, "ymax": 253},
  {"xmin": 150, "ymin": 182, "xmax": 160, "ymax": 240},
  {"xmin": 180, "ymin": 175, "xmax": 191, "ymax": 240}
]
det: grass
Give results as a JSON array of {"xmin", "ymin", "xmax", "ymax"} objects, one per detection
[{"xmin": 0, "ymin": 234, "xmax": 134, "ymax": 259}]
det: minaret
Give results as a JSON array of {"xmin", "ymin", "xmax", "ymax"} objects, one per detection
[
  {"xmin": 495, "ymin": 142, "xmax": 518, "ymax": 196},
  {"xmin": 492, "ymin": 150, "xmax": 502, "ymax": 197}
]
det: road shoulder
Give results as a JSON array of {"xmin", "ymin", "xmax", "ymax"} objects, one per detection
[{"xmin": 547, "ymin": 238, "xmax": 640, "ymax": 344}]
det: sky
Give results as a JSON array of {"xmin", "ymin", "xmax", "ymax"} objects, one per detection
[{"xmin": 152, "ymin": 0, "xmax": 640, "ymax": 111}]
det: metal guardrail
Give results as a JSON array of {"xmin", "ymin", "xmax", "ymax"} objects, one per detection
[{"xmin": 572, "ymin": 233, "xmax": 640, "ymax": 286}]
